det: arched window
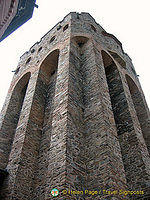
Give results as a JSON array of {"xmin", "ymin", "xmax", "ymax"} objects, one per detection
[{"xmin": 0, "ymin": 72, "xmax": 31, "ymax": 169}]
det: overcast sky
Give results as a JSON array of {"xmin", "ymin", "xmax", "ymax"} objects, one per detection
[{"xmin": 0, "ymin": 0, "xmax": 150, "ymax": 111}]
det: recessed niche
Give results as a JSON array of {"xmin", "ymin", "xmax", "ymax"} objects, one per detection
[{"xmin": 72, "ymin": 36, "xmax": 89, "ymax": 48}]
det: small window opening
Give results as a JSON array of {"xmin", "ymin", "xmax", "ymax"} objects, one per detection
[
  {"xmin": 57, "ymin": 25, "xmax": 62, "ymax": 31},
  {"xmin": 91, "ymin": 24, "xmax": 96, "ymax": 32},
  {"xmin": 31, "ymin": 49, "xmax": 35, "ymax": 53},
  {"xmin": 51, "ymin": 70, "xmax": 56, "ymax": 76},
  {"xmin": 63, "ymin": 24, "xmax": 69, "ymax": 32},
  {"xmin": 26, "ymin": 57, "xmax": 31, "ymax": 64},
  {"xmin": 78, "ymin": 42, "xmax": 84, "ymax": 48},
  {"xmin": 50, "ymin": 36, "xmax": 56, "ymax": 43},
  {"xmin": 38, "ymin": 47, "xmax": 42, "ymax": 52},
  {"xmin": 15, "ymin": 67, "xmax": 20, "ymax": 74}
]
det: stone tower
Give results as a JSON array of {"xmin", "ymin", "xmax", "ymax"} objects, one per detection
[{"xmin": 0, "ymin": 12, "xmax": 150, "ymax": 200}]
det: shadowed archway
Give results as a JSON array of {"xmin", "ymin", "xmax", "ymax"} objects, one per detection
[
  {"xmin": 0, "ymin": 72, "xmax": 31, "ymax": 169},
  {"xmin": 126, "ymin": 74, "xmax": 150, "ymax": 154},
  {"xmin": 33, "ymin": 49, "xmax": 60, "ymax": 199}
]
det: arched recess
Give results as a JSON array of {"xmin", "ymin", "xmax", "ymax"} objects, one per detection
[
  {"xmin": 101, "ymin": 50, "xmax": 150, "ymax": 190},
  {"xmin": 101, "ymin": 50, "xmax": 134, "ymax": 135},
  {"xmin": 37, "ymin": 49, "xmax": 60, "ymax": 129},
  {"xmin": 0, "ymin": 72, "xmax": 31, "ymax": 169},
  {"xmin": 31, "ymin": 49, "xmax": 60, "ymax": 126},
  {"xmin": 125, "ymin": 74, "xmax": 150, "ymax": 154},
  {"xmin": 108, "ymin": 50, "xmax": 126, "ymax": 69},
  {"xmin": 101, "ymin": 50, "xmax": 136, "ymax": 186},
  {"xmin": 33, "ymin": 49, "xmax": 60, "ymax": 199},
  {"xmin": 40, "ymin": 49, "xmax": 60, "ymax": 84}
]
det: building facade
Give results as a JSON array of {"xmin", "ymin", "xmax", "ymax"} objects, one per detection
[
  {"xmin": 0, "ymin": 12, "xmax": 150, "ymax": 200},
  {"xmin": 0, "ymin": 0, "xmax": 19, "ymax": 40}
]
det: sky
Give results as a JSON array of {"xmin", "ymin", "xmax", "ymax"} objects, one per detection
[{"xmin": 0, "ymin": 0, "xmax": 150, "ymax": 111}]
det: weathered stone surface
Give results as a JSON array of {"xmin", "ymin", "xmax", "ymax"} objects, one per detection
[{"xmin": 0, "ymin": 12, "xmax": 150, "ymax": 200}]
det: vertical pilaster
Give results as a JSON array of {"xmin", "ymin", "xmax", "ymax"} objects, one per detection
[
  {"xmin": 66, "ymin": 37, "xmax": 86, "ymax": 196},
  {"xmin": 44, "ymin": 43, "xmax": 70, "ymax": 199},
  {"xmin": 82, "ymin": 41, "xmax": 128, "ymax": 199}
]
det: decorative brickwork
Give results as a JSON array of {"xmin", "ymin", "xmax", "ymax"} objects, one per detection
[{"xmin": 0, "ymin": 12, "xmax": 150, "ymax": 200}]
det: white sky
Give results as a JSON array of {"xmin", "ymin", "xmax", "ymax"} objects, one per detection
[{"xmin": 0, "ymin": 0, "xmax": 150, "ymax": 111}]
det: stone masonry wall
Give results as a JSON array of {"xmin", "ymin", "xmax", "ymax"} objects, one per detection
[
  {"xmin": 81, "ymin": 40, "xmax": 128, "ymax": 200},
  {"xmin": 103, "ymin": 59, "xmax": 150, "ymax": 197},
  {"xmin": 0, "ymin": 12, "xmax": 150, "ymax": 200}
]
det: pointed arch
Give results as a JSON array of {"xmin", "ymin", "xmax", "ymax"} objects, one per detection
[
  {"xmin": 125, "ymin": 74, "xmax": 150, "ymax": 154},
  {"xmin": 108, "ymin": 50, "xmax": 126, "ymax": 68},
  {"xmin": 30, "ymin": 49, "xmax": 60, "ymax": 129},
  {"xmin": 101, "ymin": 50, "xmax": 150, "ymax": 190},
  {"xmin": 0, "ymin": 72, "xmax": 31, "ymax": 169},
  {"xmin": 40, "ymin": 49, "xmax": 60, "ymax": 84},
  {"xmin": 101, "ymin": 50, "xmax": 133, "ymax": 135},
  {"xmin": 33, "ymin": 49, "xmax": 60, "ymax": 197}
]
